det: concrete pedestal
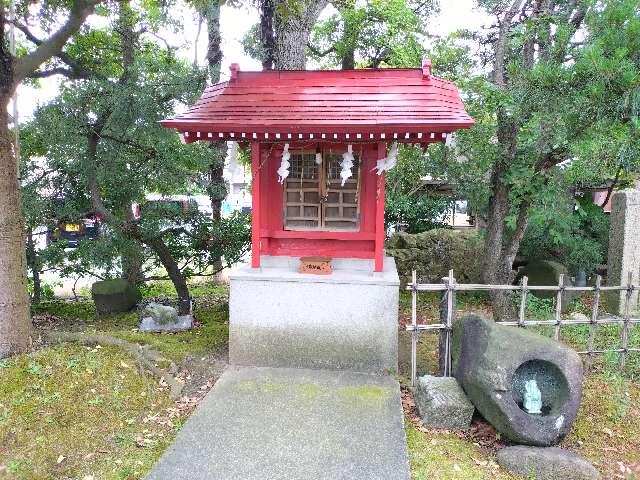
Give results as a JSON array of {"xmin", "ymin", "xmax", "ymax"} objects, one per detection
[
  {"xmin": 229, "ymin": 256, "xmax": 400, "ymax": 374},
  {"xmin": 607, "ymin": 190, "xmax": 640, "ymax": 314}
]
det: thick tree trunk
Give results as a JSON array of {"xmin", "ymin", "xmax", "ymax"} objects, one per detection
[
  {"xmin": 273, "ymin": 0, "xmax": 328, "ymax": 69},
  {"xmin": 0, "ymin": 94, "xmax": 32, "ymax": 357},
  {"xmin": 25, "ymin": 228, "xmax": 42, "ymax": 304}
]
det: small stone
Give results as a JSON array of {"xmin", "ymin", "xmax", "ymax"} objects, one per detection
[
  {"xmin": 139, "ymin": 302, "xmax": 193, "ymax": 333},
  {"xmin": 497, "ymin": 446, "xmax": 600, "ymax": 480},
  {"xmin": 143, "ymin": 303, "xmax": 179, "ymax": 325},
  {"xmin": 569, "ymin": 312, "xmax": 589, "ymax": 322},
  {"xmin": 414, "ymin": 375, "xmax": 474, "ymax": 430}
]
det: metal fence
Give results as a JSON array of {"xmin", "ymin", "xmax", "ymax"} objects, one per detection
[{"xmin": 407, "ymin": 269, "xmax": 640, "ymax": 387}]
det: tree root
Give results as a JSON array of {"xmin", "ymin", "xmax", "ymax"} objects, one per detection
[{"xmin": 44, "ymin": 331, "xmax": 184, "ymax": 400}]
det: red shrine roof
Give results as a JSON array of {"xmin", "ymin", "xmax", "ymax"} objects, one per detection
[{"xmin": 161, "ymin": 60, "xmax": 474, "ymax": 144}]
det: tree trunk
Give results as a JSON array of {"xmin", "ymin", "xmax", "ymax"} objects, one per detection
[
  {"xmin": 201, "ymin": 0, "xmax": 228, "ymax": 265},
  {"xmin": 273, "ymin": 0, "xmax": 328, "ymax": 69},
  {"xmin": 145, "ymin": 236, "xmax": 191, "ymax": 315},
  {"xmin": 120, "ymin": 201, "xmax": 143, "ymax": 285},
  {"xmin": 25, "ymin": 228, "xmax": 42, "ymax": 304},
  {"xmin": 260, "ymin": 0, "xmax": 276, "ymax": 70},
  {"xmin": 0, "ymin": 93, "xmax": 32, "ymax": 357}
]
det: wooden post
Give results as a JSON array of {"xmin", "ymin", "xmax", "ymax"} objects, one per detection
[
  {"xmin": 374, "ymin": 142, "xmax": 386, "ymax": 273},
  {"xmin": 554, "ymin": 274, "xmax": 564, "ymax": 341},
  {"xmin": 251, "ymin": 142, "xmax": 261, "ymax": 268},
  {"xmin": 587, "ymin": 275, "xmax": 601, "ymax": 368},
  {"xmin": 518, "ymin": 276, "xmax": 528, "ymax": 327},
  {"xmin": 620, "ymin": 271, "xmax": 633, "ymax": 368},
  {"xmin": 439, "ymin": 273, "xmax": 456, "ymax": 376},
  {"xmin": 411, "ymin": 270, "xmax": 417, "ymax": 387}
]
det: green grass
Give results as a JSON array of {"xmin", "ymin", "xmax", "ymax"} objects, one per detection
[
  {"xmin": 406, "ymin": 424, "xmax": 518, "ymax": 480},
  {"xmin": 0, "ymin": 344, "xmax": 178, "ymax": 480}
]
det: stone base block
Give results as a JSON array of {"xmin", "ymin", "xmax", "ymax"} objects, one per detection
[
  {"xmin": 229, "ymin": 256, "xmax": 400, "ymax": 374},
  {"xmin": 414, "ymin": 375, "xmax": 474, "ymax": 430}
]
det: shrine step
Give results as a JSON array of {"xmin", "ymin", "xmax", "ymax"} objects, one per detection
[{"xmin": 145, "ymin": 366, "xmax": 410, "ymax": 480}]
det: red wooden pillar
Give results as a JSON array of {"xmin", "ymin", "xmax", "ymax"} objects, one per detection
[
  {"xmin": 251, "ymin": 142, "xmax": 261, "ymax": 268},
  {"xmin": 374, "ymin": 142, "xmax": 387, "ymax": 272}
]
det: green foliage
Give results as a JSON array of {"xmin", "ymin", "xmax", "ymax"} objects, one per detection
[
  {"xmin": 309, "ymin": 0, "xmax": 438, "ymax": 69},
  {"xmin": 385, "ymin": 145, "xmax": 453, "ymax": 233}
]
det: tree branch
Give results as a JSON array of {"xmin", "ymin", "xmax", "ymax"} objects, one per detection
[{"xmin": 13, "ymin": 0, "xmax": 99, "ymax": 83}]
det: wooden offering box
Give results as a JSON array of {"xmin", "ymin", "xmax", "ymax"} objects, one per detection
[{"xmin": 300, "ymin": 257, "xmax": 332, "ymax": 275}]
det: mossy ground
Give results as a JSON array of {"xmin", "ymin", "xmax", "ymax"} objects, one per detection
[
  {"xmin": 1, "ymin": 284, "xmax": 638, "ymax": 479},
  {"xmin": 1, "ymin": 281, "xmax": 229, "ymax": 479}
]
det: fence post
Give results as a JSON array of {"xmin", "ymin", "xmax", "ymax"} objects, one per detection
[
  {"xmin": 587, "ymin": 275, "xmax": 601, "ymax": 369},
  {"xmin": 410, "ymin": 270, "xmax": 418, "ymax": 387},
  {"xmin": 620, "ymin": 271, "xmax": 633, "ymax": 369},
  {"xmin": 438, "ymin": 270, "xmax": 456, "ymax": 377},
  {"xmin": 518, "ymin": 276, "xmax": 528, "ymax": 327},
  {"xmin": 554, "ymin": 274, "xmax": 564, "ymax": 341}
]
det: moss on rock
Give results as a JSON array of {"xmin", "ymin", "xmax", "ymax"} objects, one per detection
[{"xmin": 387, "ymin": 229, "xmax": 484, "ymax": 286}]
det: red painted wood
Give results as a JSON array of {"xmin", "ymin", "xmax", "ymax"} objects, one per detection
[
  {"xmin": 162, "ymin": 66, "xmax": 474, "ymax": 138},
  {"xmin": 251, "ymin": 142, "xmax": 261, "ymax": 268},
  {"xmin": 374, "ymin": 143, "xmax": 387, "ymax": 273},
  {"xmin": 162, "ymin": 66, "xmax": 474, "ymax": 268}
]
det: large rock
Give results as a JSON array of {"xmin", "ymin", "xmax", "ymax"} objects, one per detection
[
  {"xmin": 516, "ymin": 259, "xmax": 576, "ymax": 311},
  {"xmin": 91, "ymin": 279, "xmax": 139, "ymax": 316},
  {"xmin": 387, "ymin": 229, "xmax": 484, "ymax": 286},
  {"xmin": 414, "ymin": 375, "xmax": 474, "ymax": 430},
  {"xmin": 497, "ymin": 446, "xmax": 600, "ymax": 480},
  {"xmin": 139, "ymin": 302, "xmax": 193, "ymax": 333},
  {"xmin": 452, "ymin": 315, "xmax": 583, "ymax": 446}
]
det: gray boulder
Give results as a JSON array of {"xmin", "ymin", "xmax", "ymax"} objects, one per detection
[
  {"xmin": 143, "ymin": 302, "xmax": 179, "ymax": 325},
  {"xmin": 139, "ymin": 303, "xmax": 193, "ymax": 332},
  {"xmin": 414, "ymin": 375, "xmax": 474, "ymax": 430},
  {"xmin": 91, "ymin": 279, "xmax": 139, "ymax": 316},
  {"xmin": 497, "ymin": 446, "xmax": 600, "ymax": 480},
  {"xmin": 516, "ymin": 259, "xmax": 576, "ymax": 311},
  {"xmin": 452, "ymin": 315, "xmax": 583, "ymax": 446}
]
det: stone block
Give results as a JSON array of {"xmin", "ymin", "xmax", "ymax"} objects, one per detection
[
  {"xmin": 497, "ymin": 446, "xmax": 600, "ymax": 480},
  {"xmin": 140, "ymin": 314, "xmax": 193, "ymax": 333},
  {"xmin": 414, "ymin": 375, "xmax": 474, "ymax": 430},
  {"xmin": 452, "ymin": 315, "xmax": 583, "ymax": 446},
  {"xmin": 229, "ymin": 256, "xmax": 399, "ymax": 374},
  {"xmin": 607, "ymin": 190, "xmax": 640, "ymax": 314},
  {"xmin": 91, "ymin": 279, "xmax": 139, "ymax": 316}
]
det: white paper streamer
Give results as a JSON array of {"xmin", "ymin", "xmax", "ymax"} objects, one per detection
[
  {"xmin": 340, "ymin": 144, "xmax": 354, "ymax": 186},
  {"xmin": 315, "ymin": 151, "xmax": 322, "ymax": 165},
  {"xmin": 277, "ymin": 143, "xmax": 291, "ymax": 183},
  {"xmin": 375, "ymin": 141, "xmax": 399, "ymax": 174}
]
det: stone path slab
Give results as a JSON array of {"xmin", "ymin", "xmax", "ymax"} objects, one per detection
[{"xmin": 145, "ymin": 366, "xmax": 410, "ymax": 480}]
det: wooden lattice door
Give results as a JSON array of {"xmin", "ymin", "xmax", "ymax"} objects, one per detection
[{"xmin": 284, "ymin": 151, "xmax": 360, "ymax": 231}]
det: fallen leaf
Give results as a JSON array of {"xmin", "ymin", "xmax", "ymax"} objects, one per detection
[
  {"xmin": 453, "ymin": 464, "xmax": 462, "ymax": 472},
  {"xmin": 56, "ymin": 455, "xmax": 65, "ymax": 464},
  {"xmin": 120, "ymin": 361, "xmax": 130, "ymax": 369}
]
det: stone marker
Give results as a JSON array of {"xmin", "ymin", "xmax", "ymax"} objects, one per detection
[
  {"xmin": 607, "ymin": 190, "xmax": 640, "ymax": 315},
  {"xmin": 91, "ymin": 278, "xmax": 139, "ymax": 316},
  {"xmin": 497, "ymin": 446, "xmax": 600, "ymax": 480},
  {"xmin": 414, "ymin": 375, "xmax": 474, "ymax": 430},
  {"xmin": 452, "ymin": 315, "xmax": 583, "ymax": 446},
  {"xmin": 139, "ymin": 302, "xmax": 193, "ymax": 332}
]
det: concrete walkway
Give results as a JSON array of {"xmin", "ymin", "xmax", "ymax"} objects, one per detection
[{"xmin": 145, "ymin": 366, "xmax": 410, "ymax": 480}]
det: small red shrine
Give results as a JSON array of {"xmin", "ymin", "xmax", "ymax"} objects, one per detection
[{"xmin": 162, "ymin": 60, "xmax": 473, "ymax": 273}]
